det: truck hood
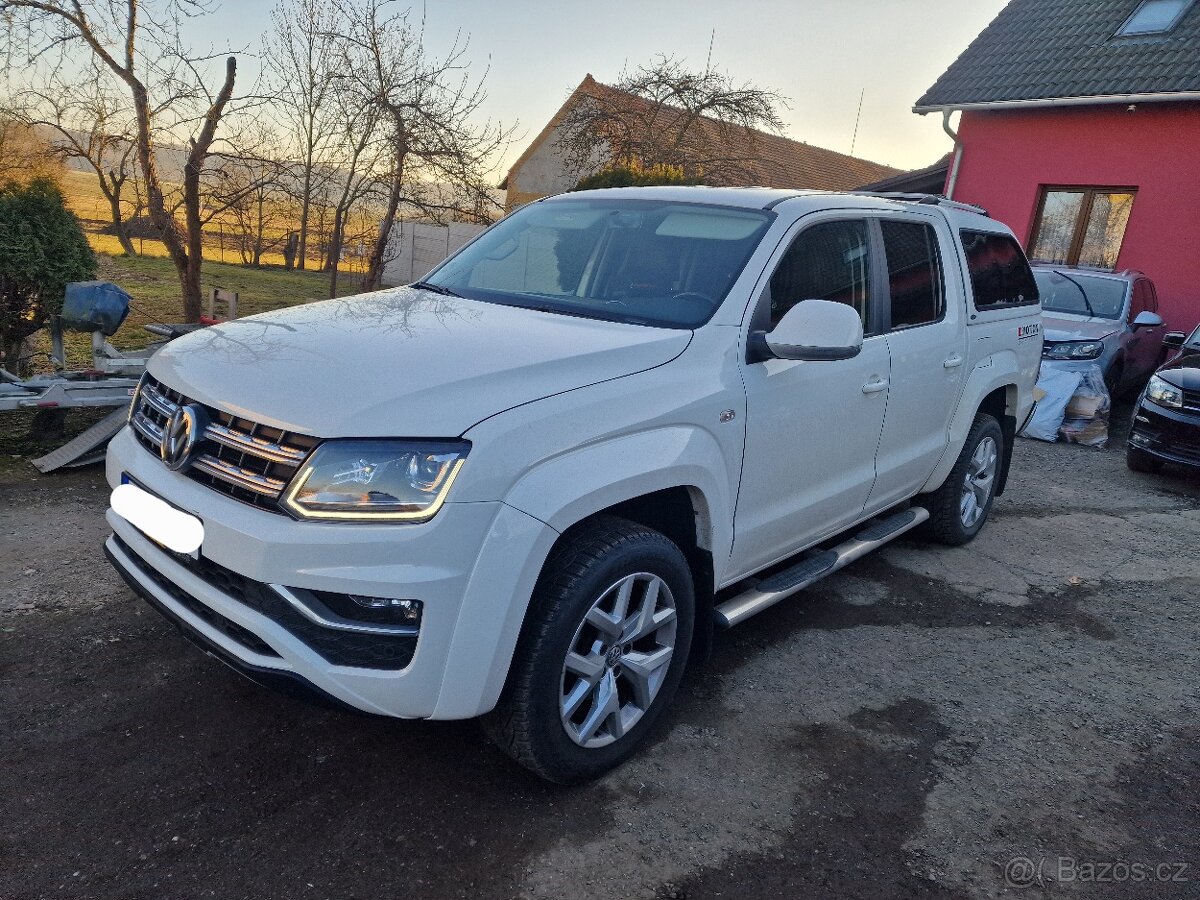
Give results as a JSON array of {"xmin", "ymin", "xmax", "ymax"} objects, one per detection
[
  {"xmin": 1040, "ymin": 313, "xmax": 1120, "ymax": 343},
  {"xmin": 148, "ymin": 287, "xmax": 691, "ymax": 437}
]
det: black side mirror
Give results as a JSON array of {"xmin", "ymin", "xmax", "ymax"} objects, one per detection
[{"xmin": 1163, "ymin": 331, "xmax": 1186, "ymax": 349}]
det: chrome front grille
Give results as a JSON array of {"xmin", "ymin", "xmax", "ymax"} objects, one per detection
[{"xmin": 130, "ymin": 375, "xmax": 319, "ymax": 512}]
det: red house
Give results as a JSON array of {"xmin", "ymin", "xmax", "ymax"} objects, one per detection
[{"xmin": 915, "ymin": 0, "xmax": 1200, "ymax": 329}]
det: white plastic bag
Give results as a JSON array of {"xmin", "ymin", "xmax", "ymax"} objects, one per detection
[
  {"xmin": 1058, "ymin": 364, "xmax": 1110, "ymax": 448},
  {"xmin": 1021, "ymin": 368, "xmax": 1082, "ymax": 442}
]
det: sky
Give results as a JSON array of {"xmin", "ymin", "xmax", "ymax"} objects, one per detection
[{"xmin": 187, "ymin": 0, "xmax": 1010, "ymax": 177}]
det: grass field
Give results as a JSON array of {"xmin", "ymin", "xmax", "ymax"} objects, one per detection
[
  {"xmin": 54, "ymin": 165, "xmax": 386, "ymax": 358},
  {"xmin": 59, "ymin": 168, "xmax": 379, "ymax": 271},
  {"xmin": 43, "ymin": 253, "xmax": 369, "ymax": 365}
]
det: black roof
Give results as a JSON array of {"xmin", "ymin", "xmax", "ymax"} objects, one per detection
[
  {"xmin": 855, "ymin": 156, "xmax": 951, "ymax": 194},
  {"xmin": 915, "ymin": 0, "xmax": 1200, "ymax": 110}
]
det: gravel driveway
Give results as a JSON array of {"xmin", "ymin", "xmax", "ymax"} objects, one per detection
[{"xmin": 2, "ymin": 429, "xmax": 1198, "ymax": 899}]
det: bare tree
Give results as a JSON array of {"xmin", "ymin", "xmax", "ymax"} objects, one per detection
[
  {"xmin": 263, "ymin": 0, "xmax": 337, "ymax": 271},
  {"xmin": 337, "ymin": 0, "xmax": 510, "ymax": 291},
  {"xmin": 11, "ymin": 63, "xmax": 142, "ymax": 254},
  {"xmin": 557, "ymin": 56, "xmax": 788, "ymax": 185},
  {"xmin": 205, "ymin": 122, "xmax": 292, "ymax": 266},
  {"xmin": 0, "ymin": 0, "xmax": 241, "ymax": 321},
  {"xmin": 322, "ymin": 75, "xmax": 384, "ymax": 298}
]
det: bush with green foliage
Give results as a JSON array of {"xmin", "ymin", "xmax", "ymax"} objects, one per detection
[
  {"xmin": 0, "ymin": 177, "xmax": 95, "ymax": 373},
  {"xmin": 573, "ymin": 163, "xmax": 700, "ymax": 192}
]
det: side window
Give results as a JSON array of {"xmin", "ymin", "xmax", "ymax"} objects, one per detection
[
  {"xmin": 880, "ymin": 221, "xmax": 945, "ymax": 329},
  {"xmin": 768, "ymin": 220, "xmax": 872, "ymax": 330},
  {"xmin": 960, "ymin": 230, "xmax": 1040, "ymax": 309},
  {"xmin": 1131, "ymin": 280, "xmax": 1150, "ymax": 319}
]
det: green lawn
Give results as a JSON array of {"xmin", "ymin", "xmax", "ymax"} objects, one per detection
[
  {"xmin": 29, "ymin": 252, "xmax": 378, "ymax": 365},
  {"xmin": 97, "ymin": 254, "xmax": 371, "ymax": 351}
]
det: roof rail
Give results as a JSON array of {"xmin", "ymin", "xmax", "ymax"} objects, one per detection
[{"xmin": 851, "ymin": 191, "xmax": 989, "ymax": 217}]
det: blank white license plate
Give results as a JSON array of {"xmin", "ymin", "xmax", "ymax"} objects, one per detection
[{"xmin": 111, "ymin": 482, "xmax": 204, "ymax": 556}]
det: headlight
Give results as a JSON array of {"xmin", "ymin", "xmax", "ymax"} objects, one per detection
[
  {"xmin": 282, "ymin": 440, "xmax": 469, "ymax": 521},
  {"xmin": 1145, "ymin": 375, "xmax": 1184, "ymax": 409},
  {"xmin": 1042, "ymin": 341, "xmax": 1104, "ymax": 360}
]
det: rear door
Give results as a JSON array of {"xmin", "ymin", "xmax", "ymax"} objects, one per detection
[
  {"xmin": 731, "ymin": 214, "xmax": 891, "ymax": 579},
  {"xmin": 866, "ymin": 214, "xmax": 966, "ymax": 511}
]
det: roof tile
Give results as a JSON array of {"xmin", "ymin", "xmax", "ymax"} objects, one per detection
[{"xmin": 916, "ymin": 0, "xmax": 1200, "ymax": 109}]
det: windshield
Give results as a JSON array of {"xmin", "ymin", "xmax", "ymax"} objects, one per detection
[
  {"xmin": 422, "ymin": 199, "xmax": 774, "ymax": 329},
  {"xmin": 1188, "ymin": 325, "xmax": 1200, "ymax": 350},
  {"xmin": 1033, "ymin": 269, "xmax": 1128, "ymax": 319}
]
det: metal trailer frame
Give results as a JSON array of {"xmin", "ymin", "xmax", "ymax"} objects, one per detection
[
  {"xmin": 1, "ymin": 321, "xmax": 212, "ymax": 470},
  {"xmin": 0, "ymin": 328, "xmax": 165, "ymax": 414},
  {"xmin": 2, "ymin": 289, "xmax": 237, "ymax": 471}
]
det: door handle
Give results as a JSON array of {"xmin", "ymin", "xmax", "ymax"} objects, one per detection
[
  {"xmin": 862, "ymin": 378, "xmax": 889, "ymax": 395},
  {"xmin": 943, "ymin": 354, "xmax": 964, "ymax": 369}
]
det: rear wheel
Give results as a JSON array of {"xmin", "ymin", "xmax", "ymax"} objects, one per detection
[
  {"xmin": 921, "ymin": 414, "xmax": 1004, "ymax": 546},
  {"xmin": 1126, "ymin": 445, "xmax": 1163, "ymax": 474},
  {"xmin": 482, "ymin": 516, "xmax": 694, "ymax": 783}
]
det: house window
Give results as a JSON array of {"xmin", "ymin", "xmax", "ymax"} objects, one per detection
[
  {"xmin": 1116, "ymin": 0, "xmax": 1196, "ymax": 35},
  {"xmin": 1029, "ymin": 188, "xmax": 1136, "ymax": 270}
]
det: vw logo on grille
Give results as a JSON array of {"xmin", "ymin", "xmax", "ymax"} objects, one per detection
[{"xmin": 160, "ymin": 404, "xmax": 206, "ymax": 471}]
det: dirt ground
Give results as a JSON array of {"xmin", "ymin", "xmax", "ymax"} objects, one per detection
[{"xmin": 2, "ymin": 423, "xmax": 1198, "ymax": 900}]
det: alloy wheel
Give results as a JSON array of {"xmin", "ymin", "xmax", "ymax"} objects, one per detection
[
  {"xmin": 559, "ymin": 572, "xmax": 678, "ymax": 749},
  {"xmin": 960, "ymin": 436, "xmax": 998, "ymax": 529}
]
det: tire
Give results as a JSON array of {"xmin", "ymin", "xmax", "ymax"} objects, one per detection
[
  {"xmin": 921, "ymin": 414, "xmax": 1004, "ymax": 546},
  {"xmin": 1126, "ymin": 445, "xmax": 1163, "ymax": 474},
  {"xmin": 482, "ymin": 515, "xmax": 695, "ymax": 783}
]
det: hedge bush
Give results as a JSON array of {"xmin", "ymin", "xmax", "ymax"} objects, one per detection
[
  {"xmin": 0, "ymin": 177, "xmax": 96, "ymax": 373},
  {"xmin": 572, "ymin": 163, "xmax": 700, "ymax": 192}
]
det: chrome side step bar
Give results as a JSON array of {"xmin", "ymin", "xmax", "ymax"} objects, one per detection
[{"xmin": 714, "ymin": 507, "xmax": 930, "ymax": 628}]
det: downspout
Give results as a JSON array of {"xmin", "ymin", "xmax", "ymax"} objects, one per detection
[{"xmin": 942, "ymin": 109, "xmax": 963, "ymax": 200}]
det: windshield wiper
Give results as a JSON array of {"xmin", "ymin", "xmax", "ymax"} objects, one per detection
[
  {"xmin": 1051, "ymin": 270, "xmax": 1096, "ymax": 318},
  {"xmin": 411, "ymin": 281, "xmax": 462, "ymax": 298}
]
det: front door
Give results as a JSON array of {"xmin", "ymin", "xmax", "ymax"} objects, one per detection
[
  {"xmin": 731, "ymin": 216, "xmax": 890, "ymax": 580},
  {"xmin": 1122, "ymin": 278, "xmax": 1166, "ymax": 387}
]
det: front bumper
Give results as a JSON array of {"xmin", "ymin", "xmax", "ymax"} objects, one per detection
[
  {"xmin": 1129, "ymin": 398, "xmax": 1200, "ymax": 468},
  {"xmin": 104, "ymin": 426, "xmax": 558, "ymax": 719},
  {"xmin": 1040, "ymin": 355, "xmax": 1113, "ymax": 379},
  {"xmin": 105, "ymin": 538, "xmax": 366, "ymax": 713}
]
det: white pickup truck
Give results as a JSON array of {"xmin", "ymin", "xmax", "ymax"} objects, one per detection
[{"xmin": 105, "ymin": 187, "xmax": 1041, "ymax": 782}]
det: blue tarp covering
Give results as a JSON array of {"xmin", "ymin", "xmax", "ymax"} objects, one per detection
[{"xmin": 60, "ymin": 281, "xmax": 131, "ymax": 336}]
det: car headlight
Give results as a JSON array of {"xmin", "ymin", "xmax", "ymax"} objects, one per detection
[
  {"xmin": 1145, "ymin": 375, "xmax": 1184, "ymax": 409},
  {"xmin": 282, "ymin": 440, "xmax": 469, "ymax": 521},
  {"xmin": 1042, "ymin": 341, "xmax": 1104, "ymax": 360}
]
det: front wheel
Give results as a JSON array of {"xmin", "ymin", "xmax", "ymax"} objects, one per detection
[
  {"xmin": 921, "ymin": 414, "xmax": 1004, "ymax": 546},
  {"xmin": 482, "ymin": 516, "xmax": 695, "ymax": 783},
  {"xmin": 1127, "ymin": 445, "xmax": 1163, "ymax": 474}
]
